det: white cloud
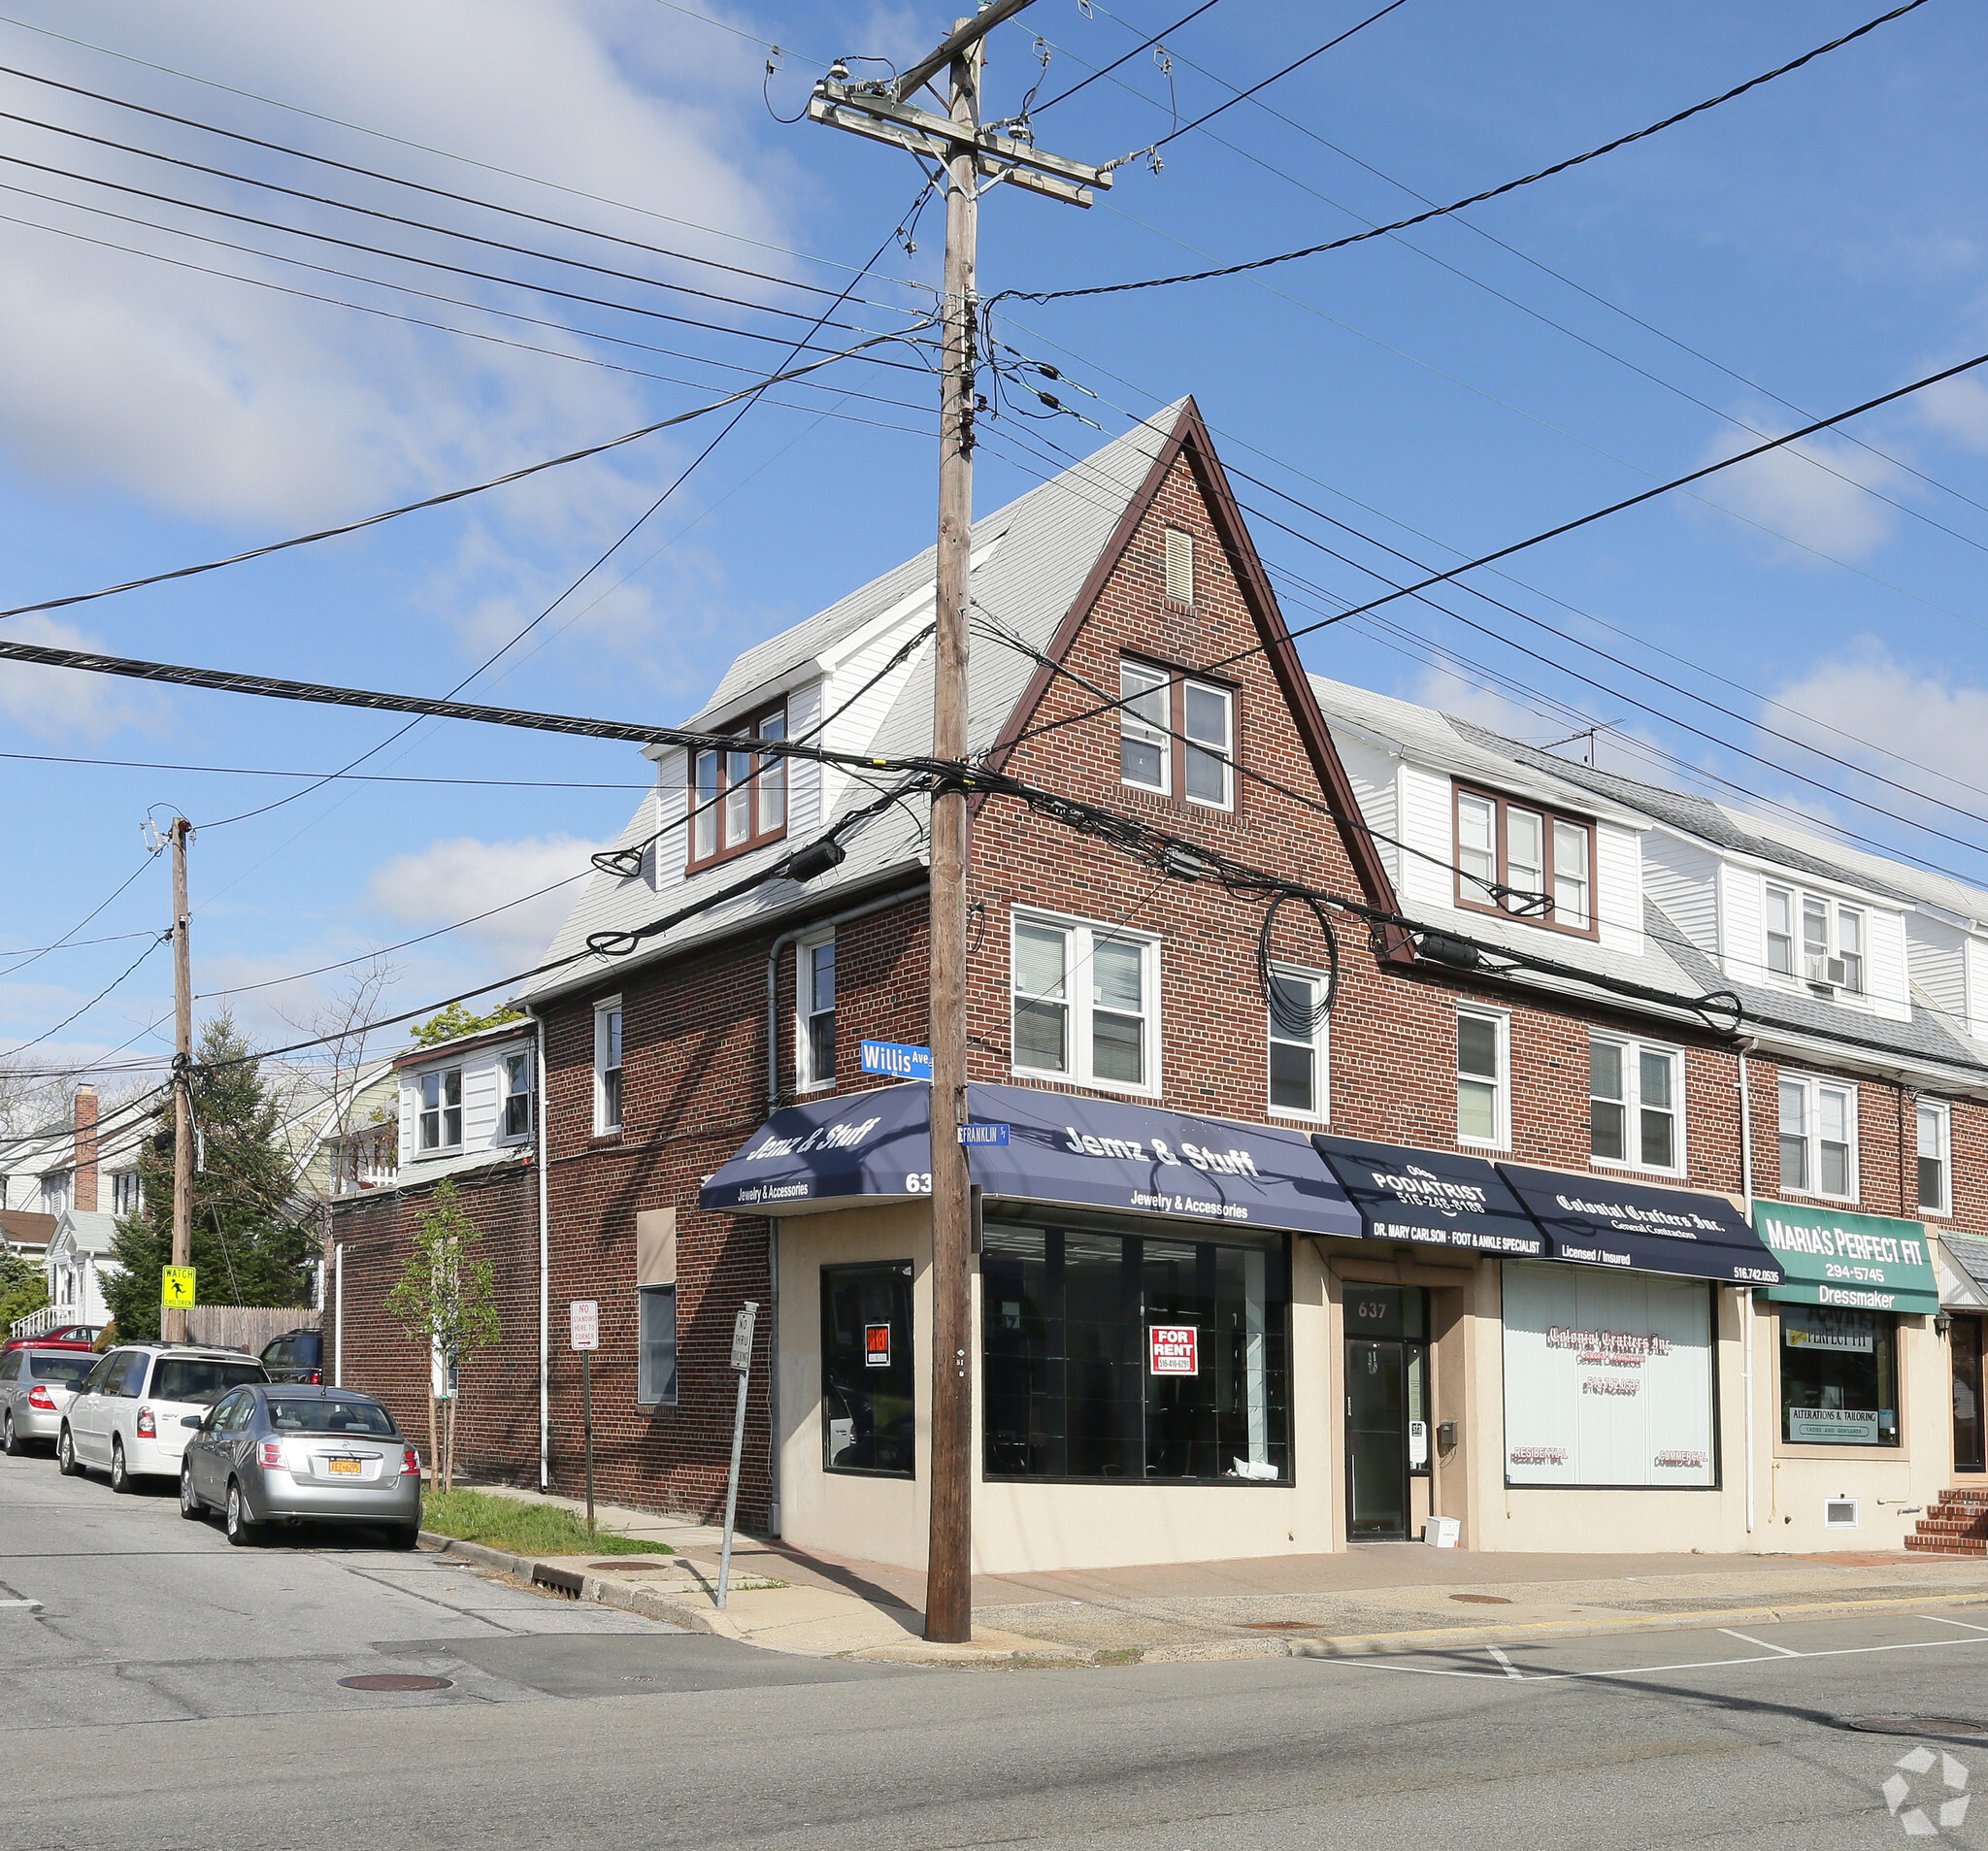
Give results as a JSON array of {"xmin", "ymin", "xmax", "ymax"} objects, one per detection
[
  {"xmin": 367, "ymin": 831, "xmax": 609, "ymax": 967},
  {"xmin": 0, "ymin": 613, "xmax": 157, "ymax": 740},
  {"xmin": 0, "ymin": 0, "xmax": 799, "ymax": 528},
  {"xmin": 1688, "ymin": 413, "xmax": 1909, "ymax": 564},
  {"xmin": 1913, "ymin": 375, "xmax": 1988, "ymax": 451}
]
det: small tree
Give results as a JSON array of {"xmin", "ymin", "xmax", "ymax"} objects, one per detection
[
  {"xmin": 384, "ymin": 1180, "xmax": 499, "ymax": 1493},
  {"xmin": 407, "ymin": 1002, "xmax": 522, "ymax": 1049},
  {"xmin": 0, "ymin": 1253, "xmax": 47, "ymax": 1335}
]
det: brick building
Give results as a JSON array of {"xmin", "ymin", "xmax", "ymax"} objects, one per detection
[{"xmin": 331, "ymin": 401, "xmax": 1988, "ymax": 1569}]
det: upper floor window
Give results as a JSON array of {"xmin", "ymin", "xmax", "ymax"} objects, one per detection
[
  {"xmin": 1764, "ymin": 885, "xmax": 1864, "ymax": 995},
  {"xmin": 1118, "ymin": 659, "xmax": 1234, "ymax": 810},
  {"xmin": 39, "ymin": 1171, "xmax": 69, "ymax": 1216},
  {"xmin": 1917, "ymin": 1099, "xmax": 1950, "ymax": 1217},
  {"xmin": 595, "ymin": 1002, "xmax": 623, "ymax": 1134},
  {"xmin": 501, "ymin": 1051, "xmax": 534, "ymax": 1141},
  {"xmin": 1011, "ymin": 912, "xmax": 1159, "ymax": 1093},
  {"xmin": 1164, "ymin": 527, "xmax": 1195, "ymax": 607},
  {"xmin": 1456, "ymin": 1008, "xmax": 1509, "ymax": 1147},
  {"xmin": 111, "ymin": 1171, "xmax": 143, "ymax": 1216},
  {"xmin": 1453, "ymin": 785, "xmax": 1593, "ymax": 936},
  {"xmin": 1778, "ymin": 1074, "xmax": 1856, "ymax": 1200},
  {"xmin": 1267, "ymin": 967, "xmax": 1329, "ymax": 1120},
  {"xmin": 798, "ymin": 934, "xmax": 836, "ymax": 1091},
  {"xmin": 1589, "ymin": 1036, "xmax": 1681, "ymax": 1173},
  {"xmin": 689, "ymin": 704, "xmax": 786, "ymax": 868},
  {"xmin": 417, "ymin": 1068, "xmax": 463, "ymax": 1153}
]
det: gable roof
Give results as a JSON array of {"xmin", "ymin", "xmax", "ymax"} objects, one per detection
[{"xmin": 526, "ymin": 401, "xmax": 1398, "ymax": 1002}]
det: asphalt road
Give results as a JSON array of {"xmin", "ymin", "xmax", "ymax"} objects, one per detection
[{"xmin": 6, "ymin": 1444, "xmax": 1987, "ymax": 1851}]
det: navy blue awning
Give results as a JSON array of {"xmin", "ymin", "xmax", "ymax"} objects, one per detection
[
  {"xmin": 963, "ymin": 1084, "xmax": 1362, "ymax": 1240},
  {"xmin": 1312, "ymin": 1135, "xmax": 1545, "ymax": 1257},
  {"xmin": 1497, "ymin": 1162, "xmax": 1784, "ymax": 1285},
  {"xmin": 699, "ymin": 1081, "xmax": 1363, "ymax": 1240}
]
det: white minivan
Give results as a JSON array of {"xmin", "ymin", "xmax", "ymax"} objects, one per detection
[{"xmin": 61, "ymin": 1345, "xmax": 269, "ymax": 1492}]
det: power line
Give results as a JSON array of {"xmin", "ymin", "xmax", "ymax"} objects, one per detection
[
  {"xmin": 0, "ymin": 747, "xmax": 653, "ymax": 788},
  {"xmin": 0, "ymin": 933, "xmax": 168, "ymax": 1064},
  {"xmin": 1030, "ymin": 0, "xmax": 1226, "ymax": 114},
  {"xmin": 0, "ymin": 324, "xmax": 926, "ymax": 623},
  {"xmin": 1006, "ymin": 0, "xmax": 1933, "ymax": 302},
  {"xmin": 0, "ymin": 847, "xmax": 161, "ymax": 983}
]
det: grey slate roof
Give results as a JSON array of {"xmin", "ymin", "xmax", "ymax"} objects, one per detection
[
  {"xmin": 1946, "ymin": 1232, "xmax": 1988, "ymax": 1296},
  {"xmin": 521, "ymin": 405, "xmax": 1186, "ymax": 1003}
]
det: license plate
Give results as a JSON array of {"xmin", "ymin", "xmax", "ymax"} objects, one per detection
[{"xmin": 326, "ymin": 1459, "xmax": 362, "ymax": 1475}]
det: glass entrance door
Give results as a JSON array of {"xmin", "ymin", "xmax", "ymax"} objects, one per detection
[
  {"xmin": 1346, "ymin": 1338, "xmax": 1408, "ymax": 1537},
  {"xmin": 1956, "ymin": 1315, "xmax": 1985, "ymax": 1475}
]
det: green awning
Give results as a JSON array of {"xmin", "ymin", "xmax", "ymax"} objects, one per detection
[{"xmin": 1750, "ymin": 1200, "xmax": 1940, "ymax": 1315}]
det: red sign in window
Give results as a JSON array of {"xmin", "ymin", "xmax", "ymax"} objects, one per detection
[
  {"xmin": 865, "ymin": 1323, "xmax": 891, "ymax": 1369},
  {"xmin": 1148, "ymin": 1324, "xmax": 1198, "ymax": 1376}
]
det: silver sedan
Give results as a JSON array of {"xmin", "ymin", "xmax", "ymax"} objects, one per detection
[
  {"xmin": 179, "ymin": 1384, "xmax": 422, "ymax": 1548},
  {"xmin": 0, "ymin": 1346, "xmax": 97, "ymax": 1452}
]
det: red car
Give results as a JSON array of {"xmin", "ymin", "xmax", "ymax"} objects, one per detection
[{"xmin": 2, "ymin": 1324, "xmax": 104, "ymax": 1353}]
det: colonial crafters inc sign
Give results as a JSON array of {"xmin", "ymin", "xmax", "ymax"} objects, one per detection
[{"xmin": 1751, "ymin": 1200, "xmax": 1940, "ymax": 1314}]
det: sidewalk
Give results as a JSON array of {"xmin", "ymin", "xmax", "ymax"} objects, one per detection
[{"xmin": 432, "ymin": 1483, "xmax": 1988, "ymax": 1668}]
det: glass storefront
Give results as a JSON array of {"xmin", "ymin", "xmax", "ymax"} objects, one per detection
[
  {"xmin": 821, "ymin": 1261, "xmax": 915, "ymax": 1475},
  {"xmin": 1779, "ymin": 1303, "xmax": 1899, "ymax": 1447},
  {"xmin": 980, "ymin": 1217, "xmax": 1290, "ymax": 1482}
]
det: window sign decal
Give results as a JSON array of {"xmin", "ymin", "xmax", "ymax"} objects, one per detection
[
  {"xmin": 1149, "ymin": 1325, "xmax": 1199, "ymax": 1376},
  {"xmin": 864, "ymin": 1323, "xmax": 891, "ymax": 1369}
]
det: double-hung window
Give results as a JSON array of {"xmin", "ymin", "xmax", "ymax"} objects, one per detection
[
  {"xmin": 1454, "ymin": 785, "xmax": 1594, "ymax": 935},
  {"xmin": 501, "ymin": 1050, "xmax": 534, "ymax": 1140},
  {"xmin": 1011, "ymin": 912, "xmax": 1159, "ymax": 1092},
  {"xmin": 111, "ymin": 1171, "xmax": 143, "ymax": 1215},
  {"xmin": 1456, "ymin": 1008, "xmax": 1508, "ymax": 1146},
  {"xmin": 1589, "ymin": 1036, "xmax": 1682, "ymax": 1173},
  {"xmin": 1764, "ymin": 883, "xmax": 1866, "ymax": 995},
  {"xmin": 689, "ymin": 704, "xmax": 786, "ymax": 867},
  {"xmin": 1917, "ymin": 1099, "xmax": 1951, "ymax": 1216},
  {"xmin": 798, "ymin": 933, "xmax": 836, "ymax": 1090},
  {"xmin": 1117, "ymin": 659, "xmax": 1235, "ymax": 810},
  {"xmin": 417, "ymin": 1067, "xmax": 462, "ymax": 1152},
  {"xmin": 1266, "ymin": 967, "xmax": 1329, "ymax": 1119},
  {"xmin": 595, "ymin": 1001, "xmax": 623, "ymax": 1134},
  {"xmin": 1778, "ymin": 1074, "xmax": 1856, "ymax": 1199}
]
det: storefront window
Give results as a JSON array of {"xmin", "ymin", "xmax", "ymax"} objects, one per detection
[
  {"xmin": 1779, "ymin": 1304, "xmax": 1899, "ymax": 1447},
  {"xmin": 821, "ymin": 1262, "xmax": 914, "ymax": 1476},
  {"xmin": 980, "ymin": 1220, "xmax": 1290, "ymax": 1482}
]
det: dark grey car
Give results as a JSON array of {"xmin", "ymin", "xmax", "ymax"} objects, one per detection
[{"xmin": 179, "ymin": 1385, "xmax": 421, "ymax": 1548}]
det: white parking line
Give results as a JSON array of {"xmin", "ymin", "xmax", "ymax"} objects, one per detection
[
  {"xmin": 1718, "ymin": 1627, "xmax": 1801, "ymax": 1657},
  {"xmin": 1921, "ymin": 1613, "xmax": 1988, "ymax": 1635},
  {"xmin": 1333, "ymin": 1633, "xmax": 1988, "ymax": 1683},
  {"xmin": 1486, "ymin": 1646, "xmax": 1524, "ymax": 1679},
  {"xmin": 0, "ymin": 1600, "xmax": 40, "ymax": 1610}
]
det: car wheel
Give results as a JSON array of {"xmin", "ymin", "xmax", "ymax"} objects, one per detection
[
  {"xmin": 180, "ymin": 1461, "xmax": 204, "ymax": 1520},
  {"xmin": 110, "ymin": 1438, "xmax": 135, "ymax": 1495},
  {"xmin": 384, "ymin": 1525, "xmax": 420, "ymax": 1552},
  {"xmin": 56, "ymin": 1426, "xmax": 81, "ymax": 1475},
  {"xmin": 224, "ymin": 1480, "xmax": 261, "ymax": 1547},
  {"xmin": 1, "ymin": 1411, "xmax": 17, "ymax": 1457}
]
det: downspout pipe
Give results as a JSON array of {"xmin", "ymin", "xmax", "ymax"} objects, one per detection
[
  {"xmin": 760, "ymin": 879, "xmax": 928, "ymax": 1537},
  {"xmin": 531, "ymin": 1006, "xmax": 551, "ymax": 1491},
  {"xmin": 1738, "ymin": 1040, "xmax": 1757, "ymax": 1537}
]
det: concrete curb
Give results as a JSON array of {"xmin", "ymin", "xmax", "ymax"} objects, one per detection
[
  {"xmin": 1287, "ymin": 1588, "xmax": 1988, "ymax": 1659},
  {"xmin": 416, "ymin": 1532, "xmax": 743, "ymax": 1638}
]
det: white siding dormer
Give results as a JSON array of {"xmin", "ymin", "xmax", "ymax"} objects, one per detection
[
  {"xmin": 1741, "ymin": 865, "xmax": 1910, "ymax": 1021},
  {"xmin": 1642, "ymin": 831, "xmax": 1720, "ymax": 959},
  {"xmin": 1327, "ymin": 730, "xmax": 1401, "ymax": 884},
  {"xmin": 397, "ymin": 1033, "xmax": 535, "ymax": 1179},
  {"xmin": 648, "ymin": 749, "xmax": 688, "ymax": 895},
  {"xmin": 1967, "ymin": 937, "xmax": 1988, "ymax": 1043},
  {"xmin": 1593, "ymin": 818, "xmax": 1643, "ymax": 956},
  {"xmin": 1907, "ymin": 916, "xmax": 1968, "ymax": 1036},
  {"xmin": 784, "ymin": 676, "xmax": 825, "ymax": 838},
  {"xmin": 1717, "ymin": 860, "xmax": 1765, "ymax": 985},
  {"xmin": 1395, "ymin": 760, "xmax": 1457, "ymax": 911}
]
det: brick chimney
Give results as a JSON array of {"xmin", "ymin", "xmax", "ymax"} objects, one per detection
[{"xmin": 73, "ymin": 1084, "xmax": 97, "ymax": 1213}]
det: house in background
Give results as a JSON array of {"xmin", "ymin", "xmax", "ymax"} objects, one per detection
[
  {"xmin": 0, "ymin": 1209, "xmax": 56, "ymax": 1269},
  {"xmin": 43, "ymin": 1208, "xmax": 120, "ymax": 1326}
]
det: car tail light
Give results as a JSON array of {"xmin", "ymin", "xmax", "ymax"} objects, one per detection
[
  {"xmin": 26, "ymin": 1386, "xmax": 54, "ymax": 1411},
  {"xmin": 306, "ymin": 1372, "xmax": 322, "ymax": 1385},
  {"xmin": 259, "ymin": 1439, "xmax": 282, "ymax": 1469},
  {"xmin": 135, "ymin": 1406, "xmax": 156, "ymax": 1438},
  {"xmin": 402, "ymin": 1447, "xmax": 419, "ymax": 1478}
]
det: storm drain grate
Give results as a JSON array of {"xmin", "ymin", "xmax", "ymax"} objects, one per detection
[
  {"xmin": 532, "ymin": 1563, "xmax": 585, "ymax": 1599},
  {"xmin": 339, "ymin": 1673, "xmax": 453, "ymax": 1693},
  {"xmin": 1846, "ymin": 1718, "xmax": 1988, "ymax": 1740}
]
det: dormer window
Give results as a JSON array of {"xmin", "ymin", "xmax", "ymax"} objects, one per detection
[
  {"xmin": 1453, "ymin": 784, "xmax": 1595, "ymax": 938},
  {"xmin": 1765, "ymin": 885, "xmax": 1864, "ymax": 995},
  {"xmin": 688, "ymin": 704, "xmax": 786, "ymax": 869}
]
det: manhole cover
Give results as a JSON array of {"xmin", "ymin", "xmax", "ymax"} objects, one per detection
[
  {"xmin": 1450, "ymin": 1594, "xmax": 1512, "ymax": 1605},
  {"xmin": 1243, "ymin": 1621, "xmax": 1318, "ymax": 1631},
  {"xmin": 1846, "ymin": 1718, "xmax": 1988, "ymax": 1740},
  {"xmin": 339, "ymin": 1673, "xmax": 453, "ymax": 1693}
]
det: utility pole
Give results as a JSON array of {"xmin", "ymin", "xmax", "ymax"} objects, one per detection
[
  {"xmin": 808, "ymin": 0, "xmax": 1110, "ymax": 1645},
  {"xmin": 165, "ymin": 817, "xmax": 193, "ymax": 1344}
]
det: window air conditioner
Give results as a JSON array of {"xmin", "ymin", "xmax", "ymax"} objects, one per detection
[{"xmin": 1804, "ymin": 954, "xmax": 1848, "ymax": 987}]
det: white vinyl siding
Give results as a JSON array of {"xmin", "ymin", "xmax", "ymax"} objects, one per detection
[
  {"xmin": 647, "ymin": 751, "xmax": 689, "ymax": 894},
  {"xmin": 1327, "ymin": 731, "xmax": 1402, "ymax": 884},
  {"xmin": 1641, "ymin": 833, "xmax": 1720, "ymax": 960}
]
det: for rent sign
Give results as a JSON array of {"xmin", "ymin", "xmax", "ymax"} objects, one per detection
[
  {"xmin": 1752, "ymin": 1200, "xmax": 1940, "ymax": 1315},
  {"xmin": 1148, "ymin": 1325, "xmax": 1199, "ymax": 1375}
]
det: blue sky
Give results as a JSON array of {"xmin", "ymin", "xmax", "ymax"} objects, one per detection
[{"xmin": 1, "ymin": 0, "xmax": 1985, "ymax": 1079}]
